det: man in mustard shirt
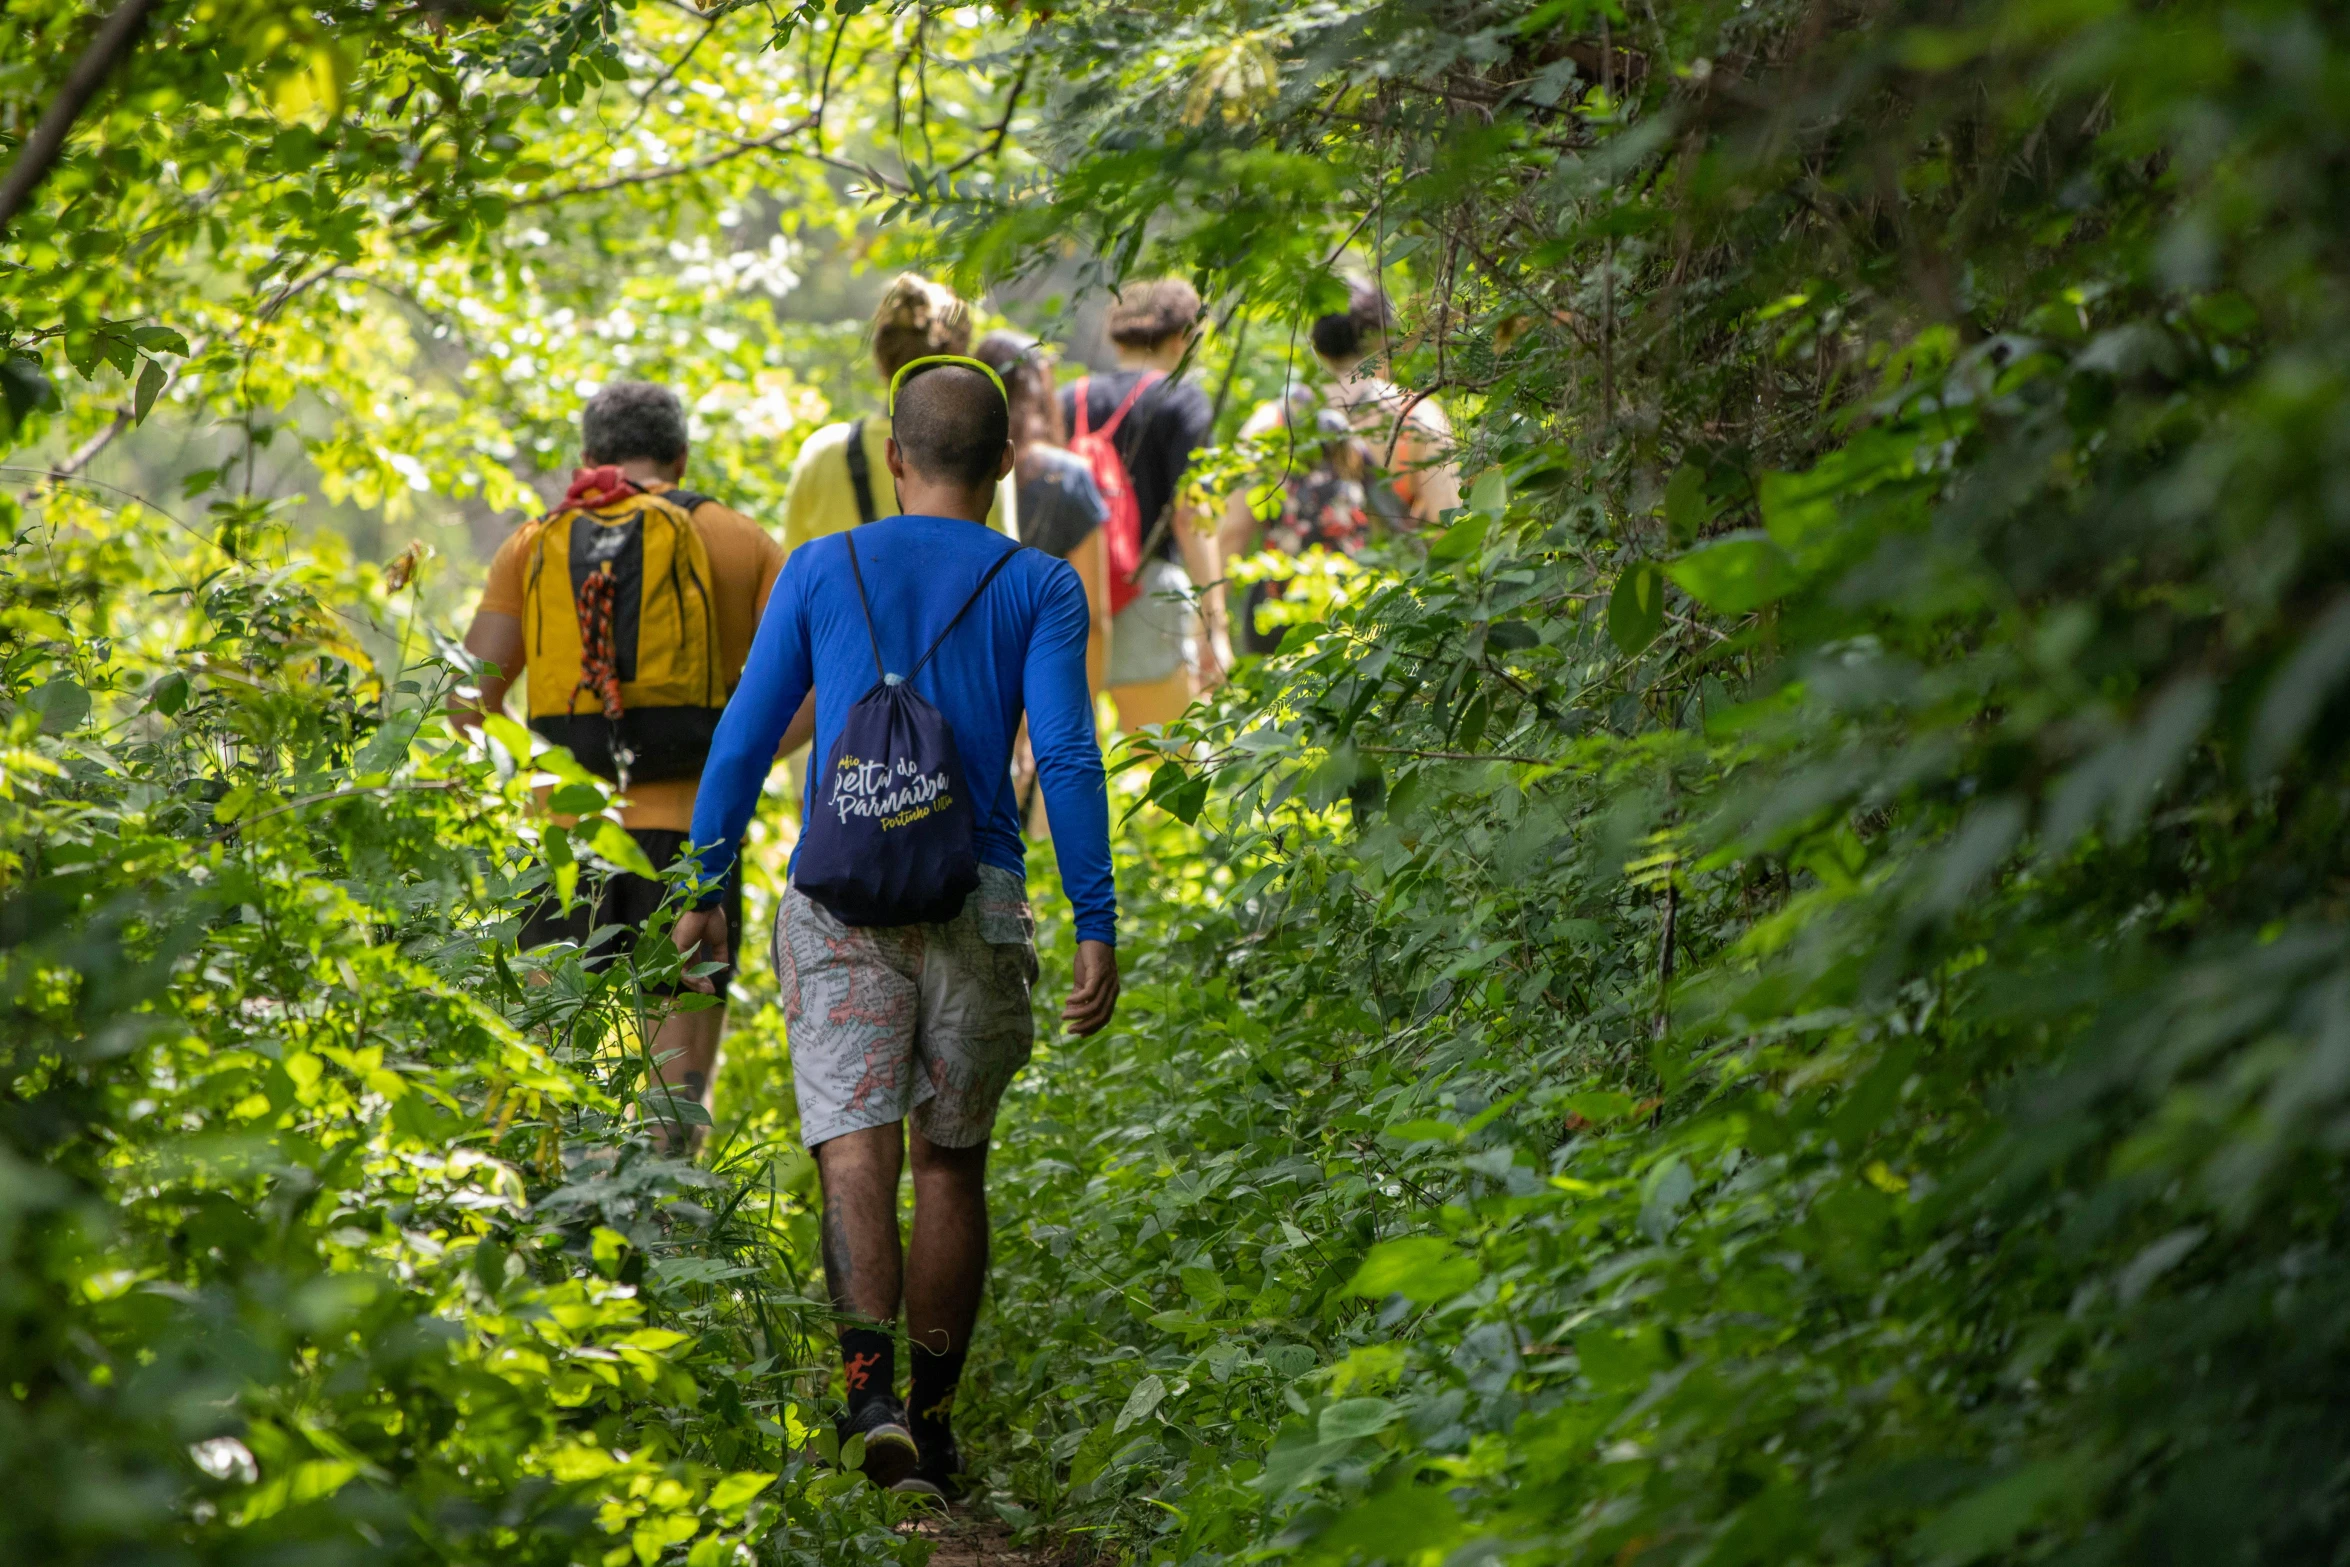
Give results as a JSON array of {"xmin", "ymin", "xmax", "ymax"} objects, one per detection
[{"xmin": 454, "ymin": 381, "xmax": 803, "ymax": 1143}]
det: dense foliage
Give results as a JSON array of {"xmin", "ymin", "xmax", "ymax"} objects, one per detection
[
  {"xmin": 14, "ymin": 0, "xmax": 2350, "ymax": 1563},
  {"xmin": 944, "ymin": 0, "xmax": 2350, "ymax": 1564},
  {"xmin": 0, "ymin": 504, "xmax": 951, "ymax": 1563}
]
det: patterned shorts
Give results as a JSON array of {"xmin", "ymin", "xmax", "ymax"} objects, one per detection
[{"xmin": 773, "ymin": 863, "xmax": 1038, "ymax": 1149}]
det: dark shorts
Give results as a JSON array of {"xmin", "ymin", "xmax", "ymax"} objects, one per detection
[{"xmin": 518, "ymin": 827, "xmax": 744, "ymax": 997}]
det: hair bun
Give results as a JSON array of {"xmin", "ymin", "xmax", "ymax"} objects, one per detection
[{"xmin": 872, "ymin": 273, "xmax": 973, "ymax": 377}]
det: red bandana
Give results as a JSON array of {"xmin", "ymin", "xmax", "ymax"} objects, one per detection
[{"xmin": 561, "ymin": 465, "xmax": 639, "ymax": 511}]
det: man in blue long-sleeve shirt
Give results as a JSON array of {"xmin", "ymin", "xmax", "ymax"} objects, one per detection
[{"xmin": 672, "ymin": 359, "xmax": 1118, "ymax": 1499}]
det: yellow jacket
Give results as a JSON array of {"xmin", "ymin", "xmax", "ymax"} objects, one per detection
[{"xmin": 781, "ymin": 415, "xmax": 1018, "ymax": 555}]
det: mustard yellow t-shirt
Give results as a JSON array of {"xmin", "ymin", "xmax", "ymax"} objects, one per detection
[
  {"xmin": 476, "ymin": 482, "xmax": 785, "ymax": 832},
  {"xmin": 781, "ymin": 415, "xmax": 1018, "ymax": 556}
]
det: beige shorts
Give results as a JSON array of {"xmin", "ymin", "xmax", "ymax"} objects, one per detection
[
  {"xmin": 772, "ymin": 864, "xmax": 1038, "ymax": 1149},
  {"xmin": 1107, "ymin": 557, "xmax": 1195, "ymax": 687}
]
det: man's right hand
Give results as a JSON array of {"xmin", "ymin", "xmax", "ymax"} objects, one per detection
[
  {"xmin": 672, "ymin": 906, "xmax": 731, "ymax": 996},
  {"xmin": 1062, "ymin": 939, "xmax": 1120, "ymax": 1035}
]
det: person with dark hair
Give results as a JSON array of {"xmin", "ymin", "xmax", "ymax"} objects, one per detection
[
  {"xmin": 1217, "ymin": 281, "xmax": 1460, "ymax": 653},
  {"xmin": 1308, "ymin": 277, "xmax": 1459, "ymax": 524},
  {"xmin": 1217, "ymin": 280, "xmax": 1463, "ymax": 651},
  {"xmin": 453, "ymin": 380, "xmax": 792, "ymax": 1148},
  {"xmin": 1062, "ymin": 277, "xmax": 1231, "ymax": 730},
  {"xmin": 674, "ymin": 357, "xmax": 1119, "ymax": 1503},
  {"xmin": 977, "ymin": 328, "xmax": 1112, "ymax": 692},
  {"xmin": 1307, "ymin": 277, "xmax": 1396, "ymax": 366}
]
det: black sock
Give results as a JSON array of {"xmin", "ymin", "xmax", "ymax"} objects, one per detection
[
  {"xmin": 840, "ymin": 1326, "xmax": 895, "ymax": 1417},
  {"xmin": 907, "ymin": 1341, "xmax": 968, "ymax": 1445}
]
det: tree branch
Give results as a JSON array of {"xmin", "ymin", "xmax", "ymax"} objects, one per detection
[
  {"xmin": 1358, "ymin": 744, "xmax": 1556, "ymax": 766},
  {"xmin": 506, "ymin": 111, "xmax": 825, "ymax": 208},
  {"xmin": 0, "ymin": 0, "xmax": 159, "ymax": 238},
  {"xmin": 511, "ymin": 12, "xmax": 862, "ymax": 210},
  {"xmin": 924, "ymin": 57, "xmax": 1031, "ymax": 184}
]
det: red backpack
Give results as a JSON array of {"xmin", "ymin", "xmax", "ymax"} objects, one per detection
[{"xmin": 1069, "ymin": 372, "xmax": 1162, "ymax": 615}]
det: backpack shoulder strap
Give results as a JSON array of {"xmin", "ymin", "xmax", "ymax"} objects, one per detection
[
  {"xmin": 1097, "ymin": 371, "xmax": 1163, "ymax": 441},
  {"xmin": 839, "ymin": 531, "xmax": 887, "ymax": 682},
  {"xmin": 662, "ymin": 489, "xmax": 714, "ymax": 514},
  {"xmin": 906, "ymin": 546, "xmax": 1025, "ymax": 684},
  {"xmin": 1070, "ymin": 379, "xmax": 1093, "ymax": 440},
  {"xmin": 843, "ymin": 418, "xmax": 877, "ymax": 525}
]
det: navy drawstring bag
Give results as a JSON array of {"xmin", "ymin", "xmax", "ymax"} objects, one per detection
[{"xmin": 794, "ymin": 532, "xmax": 1024, "ymax": 927}]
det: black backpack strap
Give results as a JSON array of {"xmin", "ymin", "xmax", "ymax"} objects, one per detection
[
  {"xmin": 906, "ymin": 546, "xmax": 1024, "ymax": 684},
  {"xmin": 662, "ymin": 489, "xmax": 713, "ymax": 514},
  {"xmin": 843, "ymin": 418, "xmax": 877, "ymax": 526},
  {"xmin": 840, "ymin": 531, "xmax": 888, "ymax": 683}
]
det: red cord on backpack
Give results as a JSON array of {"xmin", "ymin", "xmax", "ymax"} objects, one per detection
[{"xmin": 570, "ymin": 562, "xmax": 624, "ymax": 722}]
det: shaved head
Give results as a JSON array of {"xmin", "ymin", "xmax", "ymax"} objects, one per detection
[{"xmin": 892, "ymin": 364, "xmax": 1010, "ymax": 489}]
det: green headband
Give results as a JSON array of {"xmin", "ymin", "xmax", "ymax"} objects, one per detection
[{"xmin": 887, "ymin": 354, "xmax": 1009, "ymax": 416}]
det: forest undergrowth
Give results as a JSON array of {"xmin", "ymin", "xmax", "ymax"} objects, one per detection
[{"xmin": 12, "ymin": 0, "xmax": 2350, "ymax": 1564}]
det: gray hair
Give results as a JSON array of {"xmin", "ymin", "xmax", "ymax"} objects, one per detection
[{"xmin": 581, "ymin": 381, "xmax": 688, "ymax": 466}]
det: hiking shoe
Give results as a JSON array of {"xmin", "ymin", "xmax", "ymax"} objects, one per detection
[
  {"xmin": 840, "ymin": 1397, "xmax": 920, "ymax": 1490},
  {"xmin": 891, "ymin": 1426, "xmax": 964, "ymax": 1504}
]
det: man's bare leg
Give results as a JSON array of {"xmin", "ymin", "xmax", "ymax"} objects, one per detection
[
  {"xmin": 905, "ymin": 1131, "xmax": 988, "ymax": 1360},
  {"xmin": 647, "ymin": 1005, "xmax": 724, "ymax": 1155},
  {"xmin": 814, "ymin": 1124, "xmax": 906, "ymax": 1322},
  {"xmin": 904, "ymin": 1129, "xmax": 988, "ymax": 1478},
  {"xmin": 811, "ymin": 1124, "xmax": 920, "ymax": 1484}
]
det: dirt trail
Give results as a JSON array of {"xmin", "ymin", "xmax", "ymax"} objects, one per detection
[{"xmin": 903, "ymin": 1513, "xmax": 1056, "ymax": 1567}]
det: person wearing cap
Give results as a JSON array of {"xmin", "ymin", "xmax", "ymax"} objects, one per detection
[{"xmin": 674, "ymin": 355, "xmax": 1118, "ymax": 1501}]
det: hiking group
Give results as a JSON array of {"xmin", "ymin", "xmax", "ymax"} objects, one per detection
[{"xmin": 450, "ymin": 272, "xmax": 1457, "ymax": 1501}]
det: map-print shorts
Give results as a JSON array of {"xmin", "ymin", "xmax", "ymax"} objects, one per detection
[{"xmin": 773, "ymin": 863, "xmax": 1038, "ymax": 1149}]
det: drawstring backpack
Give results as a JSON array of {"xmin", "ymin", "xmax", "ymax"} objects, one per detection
[{"xmin": 794, "ymin": 532, "xmax": 1027, "ymax": 927}]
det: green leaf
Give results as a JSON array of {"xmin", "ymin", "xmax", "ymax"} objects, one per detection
[
  {"xmin": 1178, "ymin": 1265, "xmax": 1228, "ymax": 1304},
  {"xmin": 1266, "ymin": 1344, "xmax": 1317, "ymax": 1378},
  {"xmin": 707, "ymin": 1471, "xmax": 774, "ymax": 1513},
  {"xmin": 1917, "ymin": 1461, "xmax": 2078, "ymax": 1567},
  {"xmin": 548, "ymin": 781, "xmax": 608, "ymax": 816},
  {"xmin": 1316, "ymin": 1397, "xmax": 1396, "ymax": 1443},
  {"xmin": 1113, "ymin": 1373, "xmax": 1168, "ymax": 1434},
  {"xmin": 130, "ymin": 325, "xmax": 191, "ymax": 355},
  {"xmin": 1381, "ymin": 1118, "xmax": 1463, "ymax": 1145},
  {"xmin": 1560, "ymin": 1090, "xmax": 1639, "ymax": 1125},
  {"xmin": 585, "ymin": 818, "xmax": 658, "ymax": 878},
  {"xmin": 1346, "ymin": 1236, "xmax": 1479, "ymax": 1303},
  {"xmin": 1426, "ymin": 514, "xmax": 1488, "ymax": 564},
  {"xmin": 1608, "ymin": 562, "xmax": 1666, "ymax": 655},
  {"xmin": 1164, "ymin": 771, "xmax": 1209, "ymax": 825},
  {"xmin": 1467, "ymin": 468, "xmax": 1508, "ymax": 516},
  {"xmin": 27, "ymin": 679, "xmax": 92, "ymax": 734},
  {"xmin": 1067, "ymin": 1420, "xmax": 1121, "ymax": 1488},
  {"xmin": 0, "ymin": 352, "xmax": 59, "ymax": 429},
  {"xmin": 1663, "ymin": 463, "xmax": 1714, "ymax": 546},
  {"xmin": 480, "ymin": 714, "xmax": 534, "ymax": 770},
  {"xmin": 132, "ymin": 358, "xmax": 168, "ymax": 425},
  {"xmin": 1663, "ymin": 531, "xmax": 1804, "ymax": 613},
  {"xmin": 147, "ymin": 671, "xmax": 188, "ymax": 717},
  {"xmin": 1576, "ymin": 1324, "xmax": 1669, "ymax": 1392}
]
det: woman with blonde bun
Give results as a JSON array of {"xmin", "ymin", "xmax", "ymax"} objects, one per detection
[
  {"xmin": 779, "ymin": 273, "xmax": 1013, "ymax": 552},
  {"xmin": 771, "ymin": 274, "xmax": 1013, "ymax": 811}
]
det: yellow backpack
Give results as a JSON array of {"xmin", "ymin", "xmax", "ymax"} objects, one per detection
[{"xmin": 523, "ymin": 486, "xmax": 724, "ymax": 783}]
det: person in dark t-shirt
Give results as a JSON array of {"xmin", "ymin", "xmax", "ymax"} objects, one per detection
[
  {"xmin": 1060, "ymin": 279, "xmax": 1230, "ymax": 730},
  {"xmin": 979, "ymin": 329, "xmax": 1111, "ymax": 691}
]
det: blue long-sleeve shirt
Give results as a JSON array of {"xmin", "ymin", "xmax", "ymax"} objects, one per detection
[{"xmin": 689, "ymin": 514, "xmax": 1116, "ymax": 945}]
